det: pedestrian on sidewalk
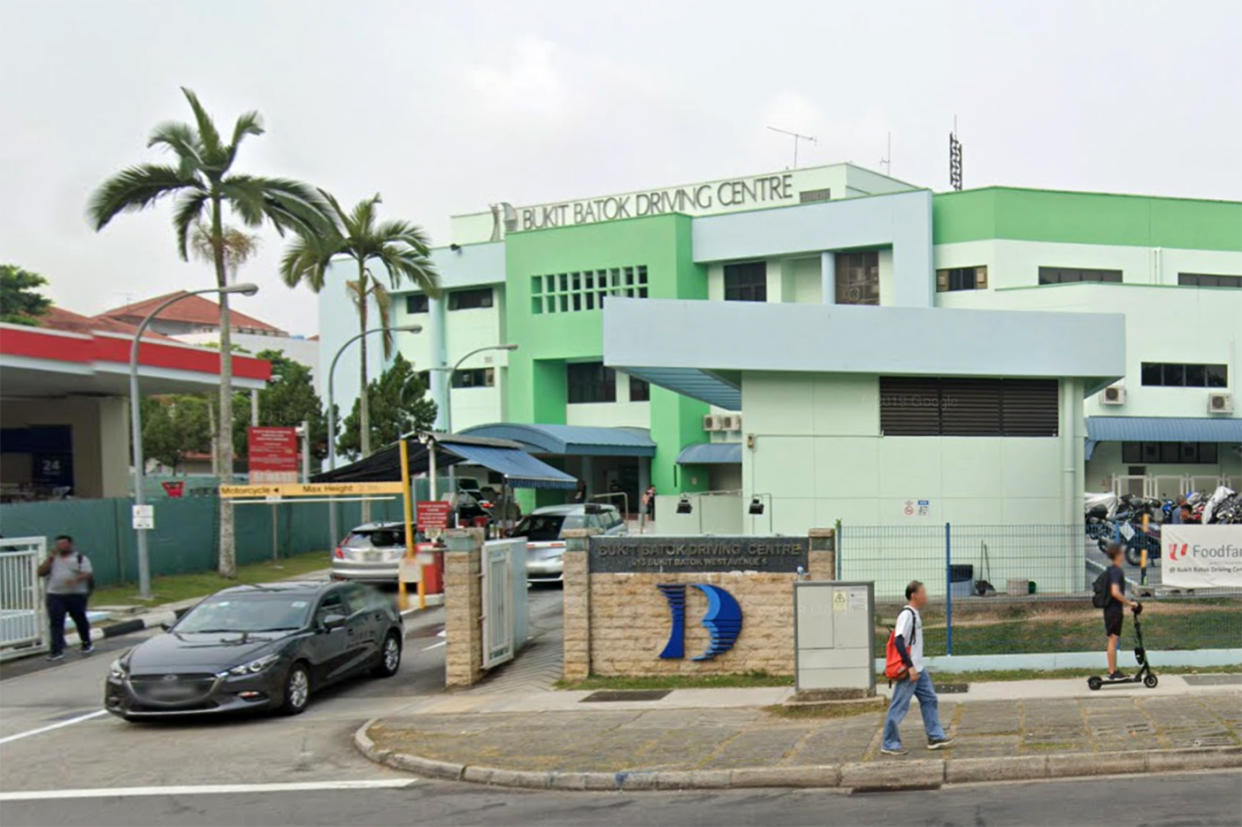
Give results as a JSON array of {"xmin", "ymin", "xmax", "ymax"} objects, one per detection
[
  {"xmin": 37, "ymin": 534, "xmax": 94, "ymax": 661},
  {"xmin": 881, "ymin": 580, "xmax": 952, "ymax": 756},
  {"xmin": 1102, "ymin": 543, "xmax": 1140, "ymax": 679}
]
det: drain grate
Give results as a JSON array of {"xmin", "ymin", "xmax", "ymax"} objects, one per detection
[
  {"xmin": 581, "ymin": 689, "xmax": 671, "ymax": 703},
  {"xmin": 934, "ymin": 683, "xmax": 970, "ymax": 694},
  {"xmin": 1182, "ymin": 674, "xmax": 1242, "ymax": 686}
]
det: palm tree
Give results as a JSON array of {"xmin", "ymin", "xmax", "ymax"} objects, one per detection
[
  {"xmin": 280, "ymin": 193, "xmax": 440, "ymax": 467},
  {"xmin": 191, "ymin": 222, "xmax": 259, "ymax": 284},
  {"xmin": 88, "ymin": 87, "xmax": 329, "ymax": 577}
]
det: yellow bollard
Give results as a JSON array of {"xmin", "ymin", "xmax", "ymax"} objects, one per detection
[{"xmin": 398, "ymin": 439, "xmax": 415, "ymax": 612}]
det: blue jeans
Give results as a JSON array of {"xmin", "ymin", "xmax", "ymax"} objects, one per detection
[
  {"xmin": 882, "ymin": 669, "xmax": 946, "ymax": 750},
  {"xmin": 47, "ymin": 593, "xmax": 91, "ymax": 655}
]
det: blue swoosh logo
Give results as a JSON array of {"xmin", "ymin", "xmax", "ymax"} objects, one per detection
[{"xmin": 691, "ymin": 584, "xmax": 742, "ymax": 661}]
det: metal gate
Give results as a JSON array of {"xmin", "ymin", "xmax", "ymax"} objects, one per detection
[
  {"xmin": 481, "ymin": 539, "xmax": 522, "ymax": 668},
  {"xmin": 1, "ymin": 537, "xmax": 46, "ymax": 660}
]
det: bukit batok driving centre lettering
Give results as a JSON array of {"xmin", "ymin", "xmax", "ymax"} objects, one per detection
[
  {"xmin": 1163, "ymin": 524, "xmax": 1242, "ymax": 588},
  {"xmin": 519, "ymin": 174, "xmax": 795, "ymax": 230},
  {"xmin": 589, "ymin": 536, "xmax": 809, "ymax": 573}
]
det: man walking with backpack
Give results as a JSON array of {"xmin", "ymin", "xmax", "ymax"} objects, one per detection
[
  {"xmin": 881, "ymin": 580, "xmax": 952, "ymax": 756},
  {"xmin": 37, "ymin": 534, "xmax": 94, "ymax": 661}
]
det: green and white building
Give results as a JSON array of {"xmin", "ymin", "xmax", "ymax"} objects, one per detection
[{"xmin": 317, "ymin": 162, "xmax": 1242, "ymax": 538}]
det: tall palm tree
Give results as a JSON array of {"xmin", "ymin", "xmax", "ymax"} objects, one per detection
[
  {"xmin": 191, "ymin": 222, "xmax": 259, "ymax": 285},
  {"xmin": 88, "ymin": 87, "xmax": 329, "ymax": 577},
  {"xmin": 280, "ymin": 193, "xmax": 440, "ymax": 467}
]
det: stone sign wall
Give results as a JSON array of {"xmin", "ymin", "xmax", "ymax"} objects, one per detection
[{"xmin": 563, "ymin": 530, "xmax": 835, "ymax": 680}]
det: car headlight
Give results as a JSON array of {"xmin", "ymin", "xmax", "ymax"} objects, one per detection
[
  {"xmin": 108, "ymin": 658, "xmax": 129, "ymax": 681},
  {"xmin": 227, "ymin": 653, "xmax": 280, "ymax": 677}
]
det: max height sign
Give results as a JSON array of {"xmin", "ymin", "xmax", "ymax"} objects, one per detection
[{"xmin": 1162, "ymin": 524, "xmax": 1242, "ymax": 588}]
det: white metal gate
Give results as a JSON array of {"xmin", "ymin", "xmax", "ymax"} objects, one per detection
[
  {"xmin": 481, "ymin": 539, "xmax": 519, "ymax": 669},
  {"xmin": 1, "ymin": 537, "xmax": 46, "ymax": 660}
]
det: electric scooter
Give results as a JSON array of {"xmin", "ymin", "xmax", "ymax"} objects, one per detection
[{"xmin": 1087, "ymin": 602, "xmax": 1158, "ymax": 690}]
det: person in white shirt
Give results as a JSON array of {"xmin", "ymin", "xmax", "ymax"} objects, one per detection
[
  {"xmin": 37, "ymin": 534, "xmax": 94, "ymax": 660},
  {"xmin": 881, "ymin": 580, "xmax": 952, "ymax": 755}
]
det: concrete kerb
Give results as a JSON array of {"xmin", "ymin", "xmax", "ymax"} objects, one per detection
[{"xmin": 354, "ymin": 720, "xmax": 1242, "ymax": 791}]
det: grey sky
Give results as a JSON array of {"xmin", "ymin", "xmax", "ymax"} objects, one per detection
[{"xmin": 2, "ymin": 0, "xmax": 1239, "ymax": 335}]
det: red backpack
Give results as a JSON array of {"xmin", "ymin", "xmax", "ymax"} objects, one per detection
[{"xmin": 884, "ymin": 607, "xmax": 915, "ymax": 681}]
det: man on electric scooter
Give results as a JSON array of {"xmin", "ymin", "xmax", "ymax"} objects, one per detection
[{"xmin": 1103, "ymin": 543, "xmax": 1141, "ymax": 680}]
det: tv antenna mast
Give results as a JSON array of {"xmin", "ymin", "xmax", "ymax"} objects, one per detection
[
  {"xmin": 949, "ymin": 115, "xmax": 964, "ymax": 191},
  {"xmin": 766, "ymin": 126, "xmax": 817, "ymax": 168},
  {"xmin": 880, "ymin": 131, "xmax": 892, "ymax": 175}
]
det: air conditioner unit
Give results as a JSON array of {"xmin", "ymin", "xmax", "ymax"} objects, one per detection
[
  {"xmin": 1101, "ymin": 385, "xmax": 1126, "ymax": 406},
  {"xmin": 702, "ymin": 414, "xmax": 721, "ymax": 432},
  {"xmin": 722, "ymin": 414, "xmax": 742, "ymax": 431},
  {"xmin": 1208, "ymin": 392, "xmax": 1234, "ymax": 414}
]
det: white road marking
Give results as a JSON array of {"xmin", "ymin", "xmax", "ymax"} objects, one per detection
[
  {"xmin": 0, "ymin": 779, "xmax": 417, "ymax": 801},
  {"xmin": 0, "ymin": 709, "xmax": 108, "ymax": 746},
  {"xmin": 421, "ymin": 640, "xmax": 446, "ymax": 650}
]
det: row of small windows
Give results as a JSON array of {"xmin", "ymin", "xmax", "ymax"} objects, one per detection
[
  {"xmin": 1140, "ymin": 362, "xmax": 1227, "ymax": 387},
  {"xmin": 404, "ymin": 288, "xmax": 494, "ymax": 314},
  {"xmin": 531, "ymin": 266, "xmax": 648, "ymax": 314},
  {"xmin": 1122, "ymin": 441, "xmax": 1220, "ymax": 465},
  {"xmin": 936, "ymin": 266, "xmax": 988, "ymax": 292},
  {"xmin": 723, "ymin": 252, "xmax": 882, "ymax": 305},
  {"xmin": 1179, "ymin": 273, "xmax": 1242, "ymax": 288},
  {"xmin": 879, "ymin": 377, "xmax": 1059, "ymax": 437},
  {"xmin": 1039, "ymin": 266, "xmax": 1122, "ymax": 284},
  {"xmin": 416, "ymin": 368, "xmax": 495, "ymax": 389},
  {"xmin": 566, "ymin": 362, "xmax": 649, "ymax": 403}
]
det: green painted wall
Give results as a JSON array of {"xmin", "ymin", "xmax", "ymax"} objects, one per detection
[
  {"xmin": 504, "ymin": 214, "xmax": 709, "ymax": 498},
  {"xmin": 933, "ymin": 188, "xmax": 1242, "ymax": 251}
]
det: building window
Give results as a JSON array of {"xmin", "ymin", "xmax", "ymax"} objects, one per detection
[
  {"xmin": 451, "ymin": 368, "xmax": 494, "ymax": 389},
  {"xmin": 447, "ymin": 288, "xmax": 493, "ymax": 311},
  {"xmin": 1141, "ymin": 362, "xmax": 1228, "ymax": 387},
  {"xmin": 879, "ymin": 377, "xmax": 1058, "ymax": 437},
  {"xmin": 1179, "ymin": 273, "xmax": 1242, "ymax": 288},
  {"xmin": 836, "ymin": 251, "xmax": 880, "ymax": 305},
  {"xmin": 531, "ymin": 266, "xmax": 647, "ymax": 314},
  {"xmin": 936, "ymin": 266, "xmax": 988, "ymax": 292},
  {"xmin": 405, "ymin": 294, "xmax": 429, "ymax": 314},
  {"xmin": 1038, "ymin": 267, "xmax": 1122, "ymax": 284},
  {"xmin": 1121, "ymin": 442, "xmax": 1219, "ymax": 464},
  {"xmin": 723, "ymin": 262, "xmax": 766, "ymax": 302},
  {"xmin": 629, "ymin": 375, "xmax": 650, "ymax": 402},
  {"xmin": 567, "ymin": 362, "xmax": 616, "ymax": 404}
]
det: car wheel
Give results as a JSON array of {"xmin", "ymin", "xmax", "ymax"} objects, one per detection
[
  {"xmin": 371, "ymin": 632, "xmax": 401, "ymax": 678},
  {"xmin": 279, "ymin": 662, "xmax": 311, "ymax": 715}
]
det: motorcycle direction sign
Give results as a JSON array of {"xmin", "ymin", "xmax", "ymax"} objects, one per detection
[
  {"xmin": 1163, "ymin": 524, "xmax": 1242, "ymax": 588},
  {"xmin": 248, "ymin": 426, "xmax": 299, "ymax": 484}
]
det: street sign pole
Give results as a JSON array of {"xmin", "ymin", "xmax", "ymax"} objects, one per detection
[{"xmin": 398, "ymin": 439, "xmax": 421, "ymax": 611}]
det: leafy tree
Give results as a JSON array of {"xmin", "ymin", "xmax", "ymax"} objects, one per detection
[
  {"xmin": 225, "ymin": 350, "xmax": 330, "ymax": 464},
  {"xmin": 279, "ymin": 192, "xmax": 439, "ymax": 464},
  {"xmin": 88, "ymin": 87, "xmax": 330, "ymax": 578},
  {"xmin": 0, "ymin": 265, "xmax": 52, "ymax": 325},
  {"xmin": 141, "ymin": 395, "xmax": 211, "ymax": 473},
  {"xmin": 337, "ymin": 354, "xmax": 436, "ymax": 457}
]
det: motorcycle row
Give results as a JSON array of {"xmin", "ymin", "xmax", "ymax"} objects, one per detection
[{"xmin": 1084, "ymin": 486, "xmax": 1242, "ymax": 567}]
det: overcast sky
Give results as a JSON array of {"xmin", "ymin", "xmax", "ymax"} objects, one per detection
[{"xmin": 2, "ymin": 0, "xmax": 1239, "ymax": 336}]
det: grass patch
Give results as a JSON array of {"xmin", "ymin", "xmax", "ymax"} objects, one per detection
[
  {"xmin": 557, "ymin": 670, "xmax": 793, "ymax": 691},
  {"xmin": 91, "ymin": 550, "xmax": 330, "ymax": 608},
  {"xmin": 765, "ymin": 697, "xmax": 888, "ymax": 719}
]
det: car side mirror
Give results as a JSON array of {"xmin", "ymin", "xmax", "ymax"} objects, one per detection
[
  {"xmin": 320, "ymin": 613, "xmax": 347, "ymax": 631},
  {"xmin": 159, "ymin": 622, "xmax": 173, "ymax": 632}
]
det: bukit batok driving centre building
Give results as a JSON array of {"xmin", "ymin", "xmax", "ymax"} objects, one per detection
[{"xmin": 318, "ymin": 162, "xmax": 1242, "ymax": 533}]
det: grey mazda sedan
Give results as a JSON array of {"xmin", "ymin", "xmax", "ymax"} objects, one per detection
[{"xmin": 105, "ymin": 581, "xmax": 402, "ymax": 720}]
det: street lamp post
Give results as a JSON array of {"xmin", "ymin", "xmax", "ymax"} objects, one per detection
[
  {"xmin": 325, "ymin": 325, "xmax": 423, "ymax": 548},
  {"xmin": 129, "ymin": 283, "xmax": 259, "ymax": 599}
]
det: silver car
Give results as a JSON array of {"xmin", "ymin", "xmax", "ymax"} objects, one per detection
[
  {"xmin": 331, "ymin": 522, "xmax": 410, "ymax": 582},
  {"xmin": 521, "ymin": 504, "xmax": 627, "ymax": 584}
]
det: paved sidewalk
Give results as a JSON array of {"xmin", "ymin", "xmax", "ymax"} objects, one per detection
[{"xmin": 360, "ymin": 678, "xmax": 1242, "ymax": 788}]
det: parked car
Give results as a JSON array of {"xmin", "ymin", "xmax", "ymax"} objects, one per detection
[
  {"xmin": 105, "ymin": 581, "xmax": 402, "ymax": 721},
  {"xmin": 519, "ymin": 503, "xmax": 626, "ymax": 584},
  {"xmin": 331, "ymin": 522, "xmax": 411, "ymax": 582}
]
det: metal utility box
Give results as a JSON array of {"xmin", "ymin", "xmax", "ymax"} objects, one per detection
[{"xmin": 793, "ymin": 581, "xmax": 875, "ymax": 694}]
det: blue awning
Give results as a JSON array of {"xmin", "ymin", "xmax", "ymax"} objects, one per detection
[
  {"xmin": 443, "ymin": 442, "xmax": 577, "ymax": 489},
  {"xmin": 459, "ymin": 424, "xmax": 656, "ymax": 457},
  {"xmin": 1086, "ymin": 416, "xmax": 1242, "ymax": 443},
  {"xmin": 676, "ymin": 443, "xmax": 742, "ymax": 465}
]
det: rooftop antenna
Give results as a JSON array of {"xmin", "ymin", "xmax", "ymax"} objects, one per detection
[
  {"xmin": 949, "ymin": 115, "xmax": 963, "ymax": 191},
  {"xmin": 880, "ymin": 131, "xmax": 892, "ymax": 176},
  {"xmin": 766, "ymin": 125, "xmax": 817, "ymax": 169}
]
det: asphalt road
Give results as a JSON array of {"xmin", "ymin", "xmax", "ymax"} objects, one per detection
[{"xmin": 0, "ymin": 771, "xmax": 1239, "ymax": 826}]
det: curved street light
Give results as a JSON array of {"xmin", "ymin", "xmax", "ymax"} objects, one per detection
[{"xmin": 129, "ymin": 283, "xmax": 259, "ymax": 599}]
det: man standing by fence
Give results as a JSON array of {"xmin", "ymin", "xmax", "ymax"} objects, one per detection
[
  {"xmin": 881, "ymin": 580, "xmax": 953, "ymax": 756},
  {"xmin": 37, "ymin": 534, "xmax": 94, "ymax": 660}
]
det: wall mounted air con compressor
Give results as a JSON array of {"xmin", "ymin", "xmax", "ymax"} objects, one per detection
[
  {"xmin": 1208, "ymin": 392, "xmax": 1234, "ymax": 414},
  {"xmin": 1101, "ymin": 385, "xmax": 1126, "ymax": 406}
]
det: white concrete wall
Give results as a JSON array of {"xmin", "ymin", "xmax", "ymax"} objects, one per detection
[{"xmin": 175, "ymin": 332, "xmax": 320, "ymax": 392}]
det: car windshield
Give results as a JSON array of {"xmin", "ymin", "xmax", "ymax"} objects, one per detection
[
  {"xmin": 344, "ymin": 529, "xmax": 402, "ymax": 548},
  {"xmin": 176, "ymin": 593, "xmax": 313, "ymax": 633},
  {"xmin": 514, "ymin": 514, "xmax": 567, "ymax": 541}
]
